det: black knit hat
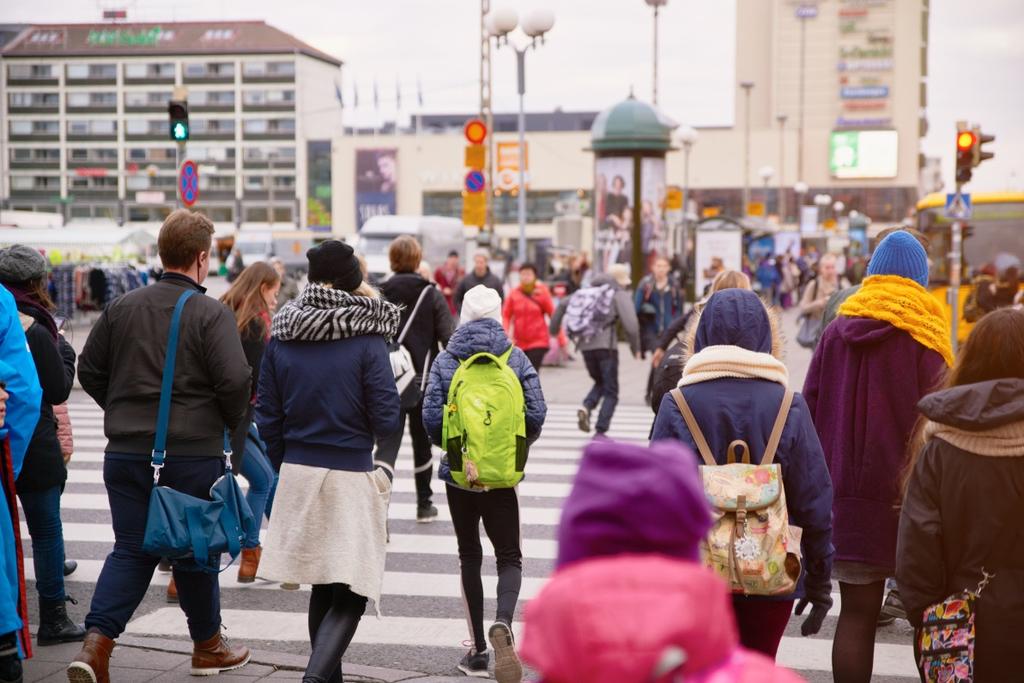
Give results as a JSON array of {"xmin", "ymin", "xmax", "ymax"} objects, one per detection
[{"xmin": 307, "ymin": 240, "xmax": 363, "ymax": 291}]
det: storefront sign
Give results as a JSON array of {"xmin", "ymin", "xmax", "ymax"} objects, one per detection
[
  {"xmin": 841, "ymin": 85, "xmax": 889, "ymax": 99},
  {"xmin": 87, "ymin": 27, "xmax": 165, "ymax": 47}
]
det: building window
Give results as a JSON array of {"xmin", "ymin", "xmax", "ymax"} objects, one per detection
[
  {"xmin": 201, "ymin": 29, "xmax": 236, "ymax": 41},
  {"xmin": 8, "ymin": 64, "xmax": 54, "ymax": 79},
  {"xmin": 9, "ymin": 92, "xmax": 59, "ymax": 107},
  {"xmin": 190, "ymin": 90, "xmax": 235, "ymax": 106},
  {"xmin": 202, "ymin": 176, "xmax": 236, "ymax": 190},
  {"xmin": 67, "ymin": 148, "xmax": 116, "ymax": 163},
  {"xmin": 244, "ymin": 206, "xmax": 292, "ymax": 222},
  {"xmin": 66, "ymin": 63, "xmax": 117, "ymax": 80},
  {"xmin": 188, "ymin": 146, "xmax": 235, "ymax": 162},
  {"xmin": 184, "ymin": 61, "xmax": 235, "ymax": 78},
  {"xmin": 11, "ymin": 175, "xmax": 60, "ymax": 190},
  {"xmin": 202, "ymin": 206, "xmax": 234, "ymax": 222},
  {"xmin": 243, "ymin": 118, "xmax": 295, "ymax": 134},
  {"xmin": 67, "ymin": 119, "xmax": 116, "ymax": 135},
  {"xmin": 243, "ymin": 146, "xmax": 296, "ymax": 161},
  {"xmin": 69, "ymin": 175, "xmax": 117, "ymax": 190},
  {"xmin": 67, "ymin": 91, "xmax": 116, "ymax": 107},
  {"xmin": 10, "ymin": 120, "xmax": 59, "ymax": 135},
  {"xmin": 192, "ymin": 119, "xmax": 235, "ymax": 134},
  {"xmin": 126, "ymin": 147, "xmax": 175, "ymax": 163},
  {"xmin": 124, "ymin": 62, "xmax": 175, "ymax": 79},
  {"xmin": 125, "ymin": 90, "xmax": 171, "ymax": 107},
  {"xmin": 10, "ymin": 148, "xmax": 60, "ymax": 162},
  {"xmin": 242, "ymin": 61, "xmax": 295, "ymax": 77},
  {"xmin": 242, "ymin": 89, "xmax": 295, "ymax": 105}
]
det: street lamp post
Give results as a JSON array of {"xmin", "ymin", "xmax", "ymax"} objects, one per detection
[
  {"xmin": 678, "ymin": 126, "xmax": 698, "ymax": 262},
  {"xmin": 645, "ymin": 0, "xmax": 668, "ymax": 106},
  {"xmin": 758, "ymin": 165, "xmax": 775, "ymax": 216},
  {"xmin": 487, "ymin": 7, "xmax": 555, "ymax": 263},
  {"xmin": 776, "ymin": 113, "xmax": 787, "ymax": 222},
  {"xmin": 739, "ymin": 81, "xmax": 754, "ymax": 217}
]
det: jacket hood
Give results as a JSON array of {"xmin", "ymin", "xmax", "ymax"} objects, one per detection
[
  {"xmin": 919, "ymin": 378, "xmax": 1024, "ymax": 431},
  {"xmin": 691, "ymin": 289, "xmax": 780, "ymax": 356},
  {"xmin": 446, "ymin": 318, "xmax": 512, "ymax": 359},
  {"xmin": 589, "ymin": 273, "xmax": 622, "ymax": 291},
  {"xmin": 556, "ymin": 440, "xmax": 710, "ymax": 568},
  {"xmin": 521, "ymin": 555, "xmax": 738, "ymax": 683},
  {"xmin": 834, "ymin": 315, "xmax": 901, "ymax": 347}
]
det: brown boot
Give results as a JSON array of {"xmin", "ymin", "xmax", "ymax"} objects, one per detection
[
  {"xmin": 236, "ymin": 546, "xmax": 261, "ymax": 583},
  {"xmin": 190, "ymin": 630, "xmax": 251, "ymax": 676},
  {"xmin": 166, "ymin": 577, "xmax": 178, "ymax": 603},
  {"xmin": 66, "ymin": 630, "xmax": 114, "ymax": 683}
]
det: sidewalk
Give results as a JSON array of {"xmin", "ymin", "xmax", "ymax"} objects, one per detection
[{"xmin": 24, "ymin": 637, "xmax": 464, "ymax": 682}]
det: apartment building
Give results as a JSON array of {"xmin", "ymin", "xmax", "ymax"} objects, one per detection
[{"xmin": 0, "ymin": 21, "xmax": 342, "ymax": 229}]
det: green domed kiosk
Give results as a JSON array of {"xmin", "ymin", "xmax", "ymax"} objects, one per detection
[{"xmin": 590, "ymin": 94, "xmax": 677, "ymax": 286}]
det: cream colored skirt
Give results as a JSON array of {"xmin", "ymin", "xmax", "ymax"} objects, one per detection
[{"xmin": 258, "ymin": 463, "xmax": 391, "ymax": 612}]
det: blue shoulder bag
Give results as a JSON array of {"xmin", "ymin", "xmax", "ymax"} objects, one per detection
[{"xmin": 141, "ymin": 289, "xmax": 257, "ymax": 572}]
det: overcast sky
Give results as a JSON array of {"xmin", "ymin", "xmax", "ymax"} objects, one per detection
[{"xmin": 2, "ymin": 0, "xmax": 1021, "ymax": 192}]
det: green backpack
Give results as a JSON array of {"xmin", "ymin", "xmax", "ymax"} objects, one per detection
[{"xmin": 442, "ymin": 346, "xmax": 528, "ymax": 489}]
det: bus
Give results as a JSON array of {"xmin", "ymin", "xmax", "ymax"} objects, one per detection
[{"xmin": 916, "ymin": 191, "xmax": 1024, "ymax": 343}]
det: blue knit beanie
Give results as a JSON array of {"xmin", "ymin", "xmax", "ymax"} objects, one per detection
[{"xmin": 867, "ymin": 231, "xmax": 929, "ymax": 287}]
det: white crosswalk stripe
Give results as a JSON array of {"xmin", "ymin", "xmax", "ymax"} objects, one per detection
[{"xmin": 30, "ymin": 393, "xmax": 920, "ymax": 679}]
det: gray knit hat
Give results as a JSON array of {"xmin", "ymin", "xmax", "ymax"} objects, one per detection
[{"xmin": 0, "ymin": 245, "xmax": 47, "ymax": 283}]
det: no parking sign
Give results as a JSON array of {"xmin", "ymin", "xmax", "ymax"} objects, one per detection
[{"xmin": 179, "ymin": 160, "xmax": 199, "ymax": 207}]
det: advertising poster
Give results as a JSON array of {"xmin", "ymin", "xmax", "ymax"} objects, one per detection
[
  {"xmin": 640, "ymin": 157, "xmax": 667, "ymax": 272},
  {"xmin": 593, "ymin": 156, "xmax": 633, "ymax": 273},
  {"xmin": 773, "ymin": 231, "xmax": 802, "ymax": 260},
  {"xmin": 306, "ymin": 140, "xmax": 332, "ymax": 231},
  {"xmin": 355, "ymin": 148, "xmax": 397, "ymax": 230},
  {"xmin": 496, "ymin": 141, "xmax": 528, "ymax": 192},
  {"xmin": 694, "ymin": 227, "xmax": 742, "ymax": 296}
]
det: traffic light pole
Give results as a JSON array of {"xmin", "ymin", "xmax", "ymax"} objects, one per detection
[{"xmin": 175, "ymin": 141, "xmax": 186, "ymax": 209}]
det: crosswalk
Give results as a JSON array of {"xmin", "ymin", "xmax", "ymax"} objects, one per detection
[{"xmin": 25, "ymin": 390, "xmax": 920, "ymax": 680}]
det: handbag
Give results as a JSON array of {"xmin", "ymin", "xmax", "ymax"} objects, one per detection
[
  {"xmin": 918, "ymin": 570, "xmax": 995, "ymax": 682},
  {"xmin": 796, "ymin": 281, "xmax": 821, "ymax": 349},
  {"xmin": 141, "ymin": 289, "xmax": 257, "ymax": 572},
  {"xmin": 389, "ymin": 286, "xmax": 431, "ymax": 410}
]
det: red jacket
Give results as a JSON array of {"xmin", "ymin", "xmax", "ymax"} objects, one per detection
[{"xmin": 503, "ymin": 283, "xmax": 554, "ymax": 351}]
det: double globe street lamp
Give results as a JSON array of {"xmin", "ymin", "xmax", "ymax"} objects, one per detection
[{"xmin": 486, "ymin": 8, "xmax": 555, "ymax": 262}]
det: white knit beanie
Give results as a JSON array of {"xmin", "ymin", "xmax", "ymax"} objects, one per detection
[{"xmin": 460, "ymin": 284, "xmax": 502, "ymax": 325}]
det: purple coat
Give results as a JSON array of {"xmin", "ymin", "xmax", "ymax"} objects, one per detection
[{"xmin": 803, "ymin": 316, "xmax": 946, "ymax": 570}]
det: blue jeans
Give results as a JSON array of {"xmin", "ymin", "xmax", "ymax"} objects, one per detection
[
  {"xmin": 582, "ymin": 349, "xmax": 620, "ymax": 434},
  {"xmin": 85, "ymin": 454, "xmax": 223, "ymax": 641},
  {"xmin": 240, "ymin": 426, "xmax": 277, "ymax": 549},
  {"xmin": 18, "ymin": 486, "xmax": 66, "ymax": 602}
]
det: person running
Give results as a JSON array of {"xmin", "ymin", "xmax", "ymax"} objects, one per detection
[
  {"xmin": 72, "ymin": 209, "xmax": 253, "ymax": 682},
  {"xmin": 256, "ymin": 240, "xmax": 401, "ymax": 683},
  {"xmin": 520, "ymin": 439, "xmax": 804, "ymax": 683},
  {"xmin": 375, "ymin": 236, "xmax": 454, "ymax": 522},
  {"xmin": 803, "ymin": 231, "xmax": 951, "ymax": 683},
  {"xmin": 503, "ymin": 263, "xmax": 555, "ymax": 374},
  {"xmin": 219, "ymin": 262, "xmax": 282, "ymax": 584},
  {"xmin": 454, "ymin": 250, "xmax": 504, "ymax": 314},
  {"xmin": 550, "ymin": 264, "xmax": 640, "ymax": 436},
  {"xmin": 0, "ymin": 246, "xmax": 84, "ymax": 646},
  {"xmin": 423, "ymin": 285, "xmax": 546, "ymax": 682},
  {"xmin": 896, "ymin": 308, "xmax": 1024, "ymax": 682},
  {"xmin": 634, "ymin": 256, "xmax": 681, "ymax": 359},
  {"xmin": 435, "ymin": 250, "xmax": 465, "ymax": 315},
  {"xmin": 650, "ymin": 289, "xmax": 834, "ymax": 659},
  {"xmin": 0, "ymin": 284, "xmax": 42, "ymax": 683}
]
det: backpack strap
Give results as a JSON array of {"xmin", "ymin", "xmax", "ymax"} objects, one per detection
[
  {"xmin": 762, "ymin": 390, "xmax": 795, "ymax": 466},
  {"xmin": 397, "ymin": 285, "xmax": 432, "ymax": 346},
  {"xmin": 498, "ymin": 345, "xmax": 514, "ymax": 365},
  {"xmin": 669, "ymin": 388, "xmax": 716, "ymax": 467}
]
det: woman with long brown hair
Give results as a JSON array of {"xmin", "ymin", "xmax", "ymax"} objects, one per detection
[
  {"xmin": 219, "ymin": 261, "xmax": 280, "ymax": 583},
  {"xmin": 896, "ymin": 307, "xmax": 1024, "ymax": 682}
]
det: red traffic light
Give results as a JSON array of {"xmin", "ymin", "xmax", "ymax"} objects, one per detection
[{"xmin": 956, "ymin": 131, "xmax": 976, "ymax": 151}]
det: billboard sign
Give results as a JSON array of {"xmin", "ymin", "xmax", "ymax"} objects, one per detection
[
  {"xmin": 829, "ymin": 130, "xmax": 898, "ymax": 179},
  {"xmin": 496, "ymin": 142, "xmax": 527, "ymax": 192},
  {"xmin": 307, "ymin": 140, "xmax": 332, "ymax": 230},
  {"xmin": 355, "ymin": 148, "xmax": 397, "ymax": 230}
]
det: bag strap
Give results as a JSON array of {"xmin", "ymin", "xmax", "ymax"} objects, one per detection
[
  {"xmin": 151, "ymin": 290, "xmax": 233, "ymax": 483},
  {"xmin": 151, "ymin": 290, "xmax": 196, "ymax": 480},
  {"xmin": 762, "ymin": 390, "xmax": 795, "ymax": 466},
  {"xmin": 669, "ymin": 388, "xmax": 716, "ymax": 467},
  {"xmin": 397, "ymin": 286, "xmax": 432, "ymax": 345}
]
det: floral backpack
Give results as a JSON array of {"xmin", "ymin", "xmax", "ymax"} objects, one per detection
[{"xmin": 670, "ymin": 388, "xmax": 802, "ymax": 596}]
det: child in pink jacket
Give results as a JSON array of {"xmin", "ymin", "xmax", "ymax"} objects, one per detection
[{"xmin": 519, "ymin": 440, "xmax": 804, "ymax": 683}]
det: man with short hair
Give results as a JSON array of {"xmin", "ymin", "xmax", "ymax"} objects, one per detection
[
  {"xmin": 453, "ymin": 250, "xmax": 503, "ymax": 314},
  {"xmin": 71, "ymin": 209, "xmax": 253, "ymax": 682}
]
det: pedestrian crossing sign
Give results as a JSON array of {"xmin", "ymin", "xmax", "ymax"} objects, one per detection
[{"xmin": 945, "ymin": 192, "xmax": 972, "ymax": 219}]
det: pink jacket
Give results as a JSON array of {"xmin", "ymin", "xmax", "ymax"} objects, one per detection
[
  {"xmin": 53, "ymin": 403, "xmax": 73, "ymax": 458},
  {"xmin": 520, "ymin": 555, "xmax": 804, "ymax": 683}
]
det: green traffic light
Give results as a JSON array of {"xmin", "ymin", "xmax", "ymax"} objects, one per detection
[{"xmin": 172, "ymin": 121, "xmax": 188, "ymax": 141}]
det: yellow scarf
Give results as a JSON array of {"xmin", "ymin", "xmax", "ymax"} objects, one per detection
[{"xmin": 838, "ymin": 275, "xmax": 954, "ymax": 366}]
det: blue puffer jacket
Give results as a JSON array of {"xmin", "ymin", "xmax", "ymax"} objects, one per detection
[
  {"xmin": 256, "ymin": 334, "xmax": 401, "ymax": 472},
  {"xmin": 650, "ymin": 289, "xmax": 834, "ymax": 601},
  {"xmin": 423, "ymin": 318, "xmax": 546, "ymax": 447}
]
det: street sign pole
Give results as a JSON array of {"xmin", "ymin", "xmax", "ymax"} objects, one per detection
[
  {"xmin": 176, "ymin": 140, "xmax": 186, "ymax": 208},
  {"xmin": 950, "ymin": 216, "xmax": 962, "ymax": 353}
]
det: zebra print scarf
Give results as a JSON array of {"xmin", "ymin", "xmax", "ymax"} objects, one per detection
[{"xmin": 271, "ymin": 283, "xmax": 400, "ymax": 343}]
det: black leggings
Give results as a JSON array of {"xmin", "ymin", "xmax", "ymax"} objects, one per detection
[
  {"xmin": 303, "ymin": 583, "xmax": 367, "ymax": 683},
  {"xmin": 832, "ymin": 580, "xmax": 886, "ymax": 683},
  {"xmin": 446, "ymin": 485, "xmax": 523, "ymax": 653}
]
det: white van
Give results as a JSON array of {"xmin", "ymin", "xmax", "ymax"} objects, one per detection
[
  {"xmin": 355, "ymin": 215, "xmax": 472, "ymax": 281},
  {"xmin": 234, "ymin": 230, "xmax": 321, "ymax": 273}
]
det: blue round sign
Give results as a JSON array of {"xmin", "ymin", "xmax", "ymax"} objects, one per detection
[
  {"xmin": 179, "ymin": 160, "xmax": 200, "ymax": 207},
  {"xmin": 464, "ymin": 170, "xmax": 486, "ymax": 194}
]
